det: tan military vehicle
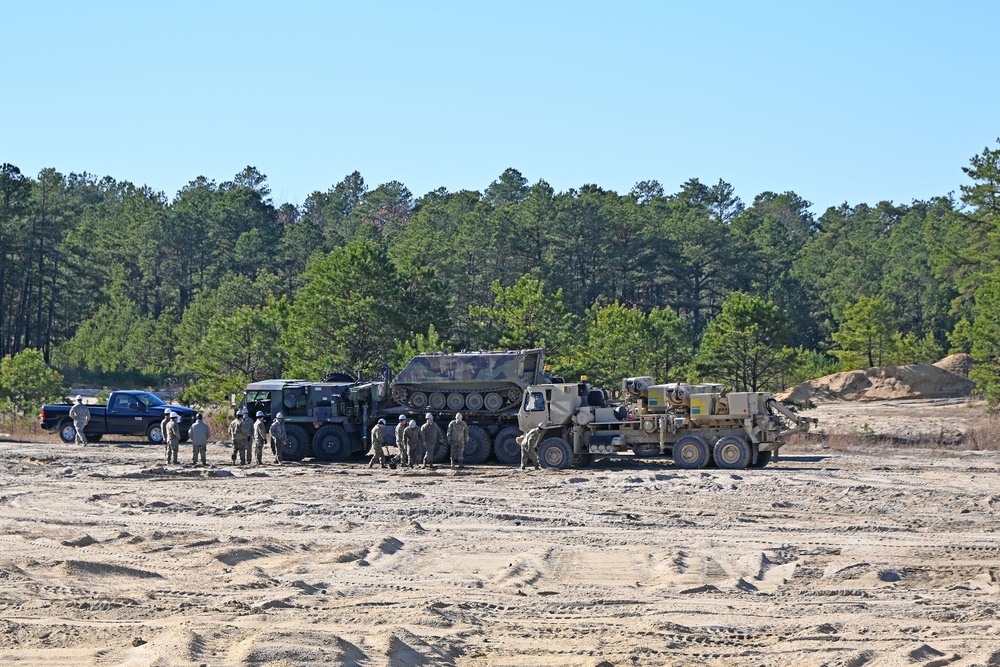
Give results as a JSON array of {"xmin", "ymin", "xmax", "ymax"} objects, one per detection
[{"xmin": 518, "ymin": 376, "xmax": 817, "ymax": 470}]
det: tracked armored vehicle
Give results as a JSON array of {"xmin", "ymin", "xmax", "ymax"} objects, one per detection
[{"xmin": 390, "ymin": 349, "xmax": 548, "ymax": 464}]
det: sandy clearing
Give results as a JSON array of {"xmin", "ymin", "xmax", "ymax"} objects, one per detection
[{"xmin": 0, "ymin": 432, "xmax": 999, "ymax": 666}]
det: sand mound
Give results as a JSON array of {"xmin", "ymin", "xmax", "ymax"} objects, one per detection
[
  {"xmin": 779, "ymin": 363, "xmax": 975, "ymax": 403},
  {"xmin": 933, "ymin": 353, "xmax": 975, "ymax": 377}
]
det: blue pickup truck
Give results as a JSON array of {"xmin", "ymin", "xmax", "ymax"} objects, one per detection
[{"xmin": 39, "ymin": 391, "xmax": 196, "ymax": 444}]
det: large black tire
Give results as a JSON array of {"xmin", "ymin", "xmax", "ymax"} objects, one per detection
[
  {"xmin": 312, "ymin": 425, "xmax": 350, "ymax": 461},
  {"xmin": 493, "ymin": 426, "xmax": 523, "ymax": 465},
  {"xmin": 632, "ymin": 444, "xmax": 660, "ymax": 457},
  {"xmin": 281, "ymin": 425, "xmax": 311, "ymax": 462},
  {"xmin": 58, "ymin": 420, "xmax": 77, "ymax": 444},
  {"xmin": 713, "ymin": 435, "xmax": 752, "ymax": 470},
  {"xmin": 673, "ymin": 435, "xmax": 711, "ymax": 469},
  {"xmin": 571, "ymin": 453, "xmax": 593, "ymax": 468},
  {"xmin": 539, "ymin": 436, "xmax": 572, "ymax": 470},
  {"xmin": 751, "ymin": 449, "xmax": 773, "ymax": 468},
  {"xmin": 147, "ymin": 422, "xmax": 164, "ymax": 445},
  {"xmin": 463, "ymin": 425, "xmax": 492, "ymax": 465}
]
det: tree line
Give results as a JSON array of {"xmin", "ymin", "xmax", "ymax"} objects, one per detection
[{"xmin": 2, "ymin": 141, "xmax": 1000, "ymax": 414}]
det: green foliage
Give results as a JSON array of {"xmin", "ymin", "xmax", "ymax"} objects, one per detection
[
  {"xmin": 949, "ymin": 318, "xmax": 974, "ymax": 354},
  {"xmin": 560, "ymin": 302, "xmax": 691, "ymax": 388},
  {"xmin": 780, "ymin": 348, "xmax": 840, "ymax": 388},
  {"xmin": 469, "ymin": 275, "xmax": 574, "ymax": 356},
  {"xmin": 0, "ymin": 349, "xmax": 64, "ymax": 415},
  {"xmin": 392, "ymin": 324, "xmax": 448, "ymax": 371},
  {"xmin": 830, "ymin": 296, "xmax": 896, "ymax": 369},
  {"xmin": 696, "ymin": 293, "xmax": 792, "ymax": 391},
  {"xmin": 970, "ymin": 272, "xmax": 1000, "ymax": 405}
]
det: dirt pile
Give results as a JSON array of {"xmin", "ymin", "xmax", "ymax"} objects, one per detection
[
  {"xmin": 779, "ymin": 362, "xmax": 975, "ymax": 403},
  {"xmin": 933, "ymin": 352, "xmax": 974, "ymax": 376}
]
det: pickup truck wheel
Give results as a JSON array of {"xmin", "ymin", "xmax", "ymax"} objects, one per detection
[
  {"xmin": 463, "ymin": 425, "xmax": 491, "ymax": 465},
  {"xmin": 539, "ymin": 436, "xmax": 572, "ymax": 470},
  {"xmin": 88, "ymin": 434, "xmax": 103, "ymax": 443},
  {"xmin": 673, "ymin": 435, "xmax": 710, "ymax": 469},
  {"xmin": 147, "ymin": 423, "xmax": 164, "ymax": 445},
  {"xmin": 713, "ymin": 435, "xmax": 752, "ymax": 469},
  {"xmin": 493, "ymin": 426, "xmax": 522, "ymax": 465},
  {"xmin": 58, "ymin": 420, "xmax": 77, "ymax": 443},
  {"xmin": 312, "ymin": 425, "xmax": 349, "ymax": 461},
  {"xmin": 282, "ymin": 425, "xmax": 311, "ymax": 461}
]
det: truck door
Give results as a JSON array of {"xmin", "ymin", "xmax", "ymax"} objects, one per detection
[{"xmin": 106, "ymin": 393, "xmax": 142, "ymax": 433}]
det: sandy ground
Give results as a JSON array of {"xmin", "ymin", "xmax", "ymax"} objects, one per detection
[{"xmin": 3, "ymin": 411, "xmax": 1000, "ymax": 666}]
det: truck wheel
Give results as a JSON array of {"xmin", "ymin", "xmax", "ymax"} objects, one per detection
[
  {"xmin": 147, "ymin": 423, "xmax": 164, "ymax": 445},
  {"xmin": 58, "ymin": 420, "xmax": 77, "ymax": 443},
  {"xmin": 673, "ymin": 435, "xmax": 710, "ymax": 469},
  {"xmin": 463, "ymin": 425, "xmax": 492, "ymax": 465},
  {"xmin": 632, "ymin": 444, "xmax": 660, "ymax": 457},
  {"xmin": 88, "ymin": 434, "xmax": 103, "ymax": 442},
  {"xmin": 312, "ymin": 425, "xmax": 349, "ymax": 461},
  {"xmin": 571, "ymin": 453, "xmax": 593, "ymax": 468},
  {"xmin": 713, "ymin": 435, "xmax": 752, "ymax": 469},
  {"xmin": 278, "ymin": 425, "xmax": 309, "ymax": 461},
  {"xmin": 751, "ymin": 449, "xmax": 772, "ymax": 468},
  {"xmin": 539, "ymin": 437, "xmax": 572, "ymax": 470},
  {"xmin": 493, "ymin": 426, "xmax": 523, "ymax": 465}
]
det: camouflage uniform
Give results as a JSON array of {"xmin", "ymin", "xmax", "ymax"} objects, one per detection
[
  {"xmin": 403, "ymin": 423, "xmax": 421, "ymax": 469},
  {"xmin": 68, "ymin": 402, "xmax": 90, "ymax": 446},
  {"xmin": 190, "ymin": 418, "xmax": 209, "ymax": 465},
  {"xmin": 253, "ymin": 418, "xmax": 267, "ymax": 464},
  {"xmin": 160, "ymin": 413, "xmax": 172, "ymax": 459},
  {"xmin": 269, "ymin": 420, "xmax": 287, "ymax": 463},
  {"xmin": 519, "ymin": 426, "xmax": 543, "ymax": 470},
  {"xmin": 368, "ymin": 423, "xmax": 387, "ymax": 468},
  {"xmin": 446, "ymin": 418, "xmax": 469, "ymax": 468},
  {"xmin": 165, "ymin": 419, "xmax": 180, "ymax": 464},
  {"xmin": 420, "ymin": 420, "xmax": 444, "ymax": 468},
  {"xmin": 395, "ymin": 420, "xmax": 410, "ymax": 467},
  {"xmin": 229, "ymin": 417, "xmax": 248, "ymax": 464}
]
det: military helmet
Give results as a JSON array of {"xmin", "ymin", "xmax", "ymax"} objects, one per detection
[
  {"xmin": 172, "ymin": 413, "xmax": 180, "ymax": 421},
  {"xmin": 399, "ymin": 414, "xmax": 407, "ymax": 421},
  {"xmin": 377, "ymin": 418, "xmax": 386, "ymax": 425},
  {"xmin": 240, "ymin": 407, "xmax": 248, "ymax": 415},
  {"xmin": 256, "ymin": 410, "xmax": 265, "ymax": 417},
  {"xmin": 409, "ymin": 419, "xmax": 417, "ymax": 426},
  {"xmin": 275, "ymin": 412, "xmax": 284, "ymax": 419},
  {"xmin": 75, "ymin": 395, "xmax": 83, "ymax": 402},
  {"xmin": 455, "ymin": 412, "xmax": 463, "ymax": 421},
  {"xmin": 425, "ymin": 412, "xmax": 433, "ymax": 420}
]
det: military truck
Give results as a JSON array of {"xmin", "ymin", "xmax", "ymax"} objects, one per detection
[
  {"xmin": 390, "ymin": 348, "xmax": 549, "ymax": 464},
  {"xmin": 241, "ymin": 378, "xmax": 389, "ymax": 461},
  {"xmin": 518, "ymin": 376, "xmax": 817, "ymax": 470}
]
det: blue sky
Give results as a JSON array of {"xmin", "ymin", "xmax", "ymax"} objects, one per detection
[{"xmin": 3, "ymin": 1, "xmax": 996, "ymax": 213}]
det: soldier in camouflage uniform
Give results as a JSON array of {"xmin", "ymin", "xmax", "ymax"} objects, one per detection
[
  {"xmin": 519, "ymin": 422, "xmax": 544, "ymax": 470},
  {"xmin": 404, "ymin": 419, "xmax": 421, "ymax": 469},
  {"xmin": 229, "ymin": 408, "xmax": 249, "ymax": 464},
  {"xmin": 160, "ymin": 410, "xmax": 173, "ymax": 459},
  {"xmin": 165, "ymin": 413, "xmax": 181, "ymax": 464},
  {"xmin": 253, "ymin": 411, "xmax": 268, "ymax": 465},
  {"xmin": 395, "ymin": 414, "xmax": 410, "ymax": 468},
  {"xmin": 446, "ymin": 412, "xmax": 469, "ymax": 469},
  {"xmin": 368, "ymin": 418, "xmax": 387, "ymax": 468},
  {"xmin": 269, "ymin": 412, "xmax": 287, "ymax": 463},
  {"xmin": 420, "ymin": 413, "xmax": 444, "ymax": 469},
  {"xmin": 68, "ymin": 395, "xmax": 90, "ymax": 446}
]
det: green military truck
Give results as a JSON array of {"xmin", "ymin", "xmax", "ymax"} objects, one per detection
[{"xmin": 240, "ymin": 378, "xmax": 388, "ymax": 461}]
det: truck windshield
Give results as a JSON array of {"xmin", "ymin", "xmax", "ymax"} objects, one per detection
[{"xmin": 135, "ymin": 392, "xmax": 166, "ymax": 407}]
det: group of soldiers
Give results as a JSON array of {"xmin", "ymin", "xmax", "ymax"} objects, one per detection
[
  {"xmin": 158, "ymin": 409, "xmax": 210, "ymax": 465},
  {"xmin": 227, "ymin": 408, "xmax": 287, "ymax": 465},
  {"xmin": 368, "ymin": 412, "xmax": 470, "ymax": 470}
]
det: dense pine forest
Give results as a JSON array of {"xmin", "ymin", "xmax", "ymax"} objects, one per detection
[{"xmin": 2, "ymin": 140, "xmax": 1000, "ymax": 412}]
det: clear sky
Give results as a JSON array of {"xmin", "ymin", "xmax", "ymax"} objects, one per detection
[{"xmin": 3, "ymin": 1, "xmax": 997, "ymax": 214}]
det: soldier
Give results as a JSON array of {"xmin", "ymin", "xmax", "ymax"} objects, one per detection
[
  {"xmin": 395, "ymin": 414, "xmax": 410, "ymax": 468},
  {"xmin": 519, "ymin": 422, "xmax": 544, "ymax": 470},
  {"xmin": 446, "ymin": 412, "xmax": 469, "ymax": 469},
  {"xmin": 241, "ymin": 407, "xmax": 255, "ymax": 457},
  {"xmin": 229, "ymin": 408, "xmax": 249, "ymax": 465},
  {"xmin": 161, "ymin": 410, "xmax": 174, "ymax": 461},
  {"xmin": 368, "ymin": 418, "xmax": 387, "ymax": 468},
  {"xmin": 269, "ymin": 412, "xmax": 287, "ymax": 463},
  {"xmin": 420, "ymin": 413, "xmax": 444, "ymax": 469},
  {"xmin": 68, "ymin": 395, "xmax": 90, "ymax": 446},
  {"xmin": 190, "ymin": 413, "xmax": 210, "ymax": 466},
  {"xmin": 253, "ymin": 411, "xmax": 267, "ymax": 465},
  {"xmin": 165, "ymin": 413, "xmax": 181, "ymax": 464},
  {"xmin": 404, "ymin": 419, "xmax": 421, "ymax": 469}
]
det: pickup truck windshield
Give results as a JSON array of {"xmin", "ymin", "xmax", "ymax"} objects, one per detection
[{"xmin": 134, "ymin": 392, "xmax": 166, "ymax": 407}]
